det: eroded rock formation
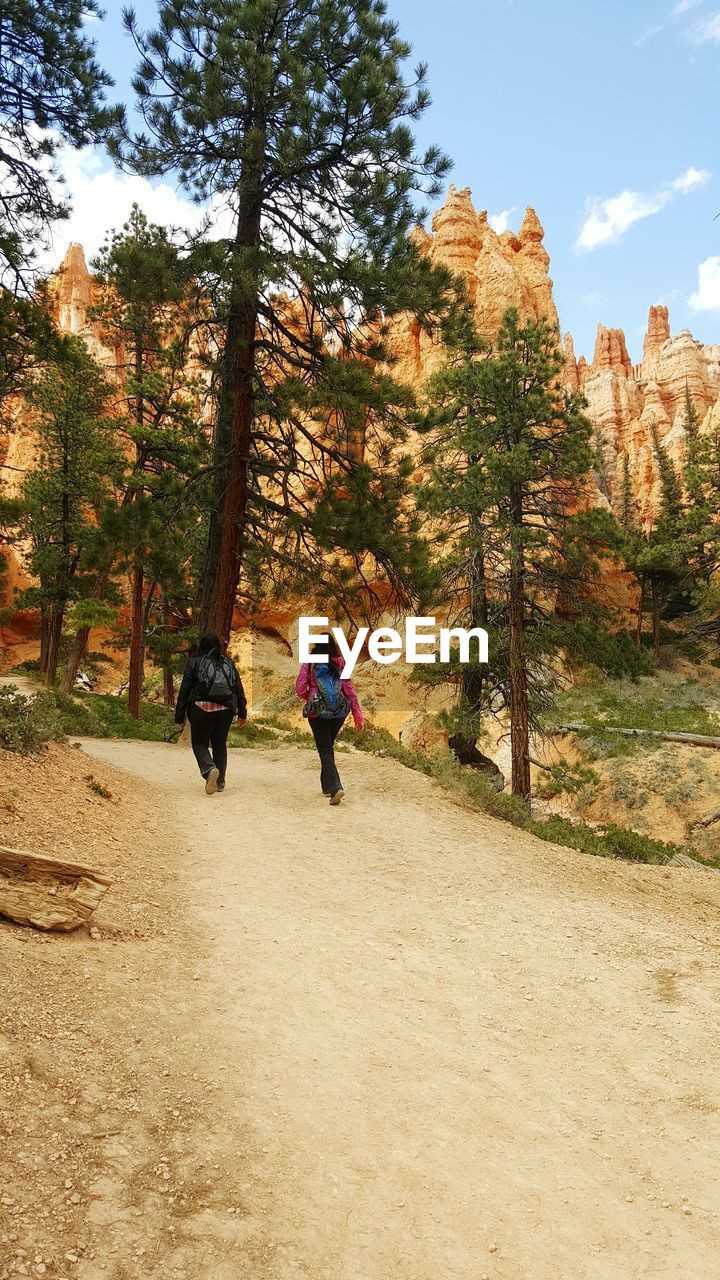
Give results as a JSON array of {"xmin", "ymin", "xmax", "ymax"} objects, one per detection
[
  {"xmin": 564, "ymin": 308, "xmax": 720, "ymax": 529},
  {"xmin": 385, "ymin": 184, "xmax": 558, "ymax": 385},
  {"xmin": 7, "ymin": 192, "xmax": 720, "ymax": 568},
  {"xmin": 392, "ymin": 185, "xmax": 720, "ymax": 535}
]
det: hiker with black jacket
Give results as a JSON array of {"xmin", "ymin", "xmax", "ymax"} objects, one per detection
[{"xmin": 175, "ymin": 634, "xmax": 247, "ymax": 794}]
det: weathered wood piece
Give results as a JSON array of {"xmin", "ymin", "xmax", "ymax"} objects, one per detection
[
  {"xmin": 0, "ymin": 844, "xmax": 112, "ymax": 931},
  {"xmin": 668, "ymin": 852, "xmax": 720, "ymax": 873},
  {"xmin": 552, "ymin": 723, "xmax": 720, "ymax": 750},
  {"xmin": 690, "ymin": 807, "xmax": 720, "ymax": 831}
]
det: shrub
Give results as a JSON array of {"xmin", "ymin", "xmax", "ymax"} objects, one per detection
[
  {"xmin": 0, "ymin": 687, "xmax": 67, "ymax": 753},
  {"xmin": 345, "ymin": 719, "xmax": 703, "ymax": 868}
]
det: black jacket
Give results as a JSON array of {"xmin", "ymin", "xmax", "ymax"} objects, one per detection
[{"xmin": 175, "ymin": 653, "xmax": 247, "ymax": 724}]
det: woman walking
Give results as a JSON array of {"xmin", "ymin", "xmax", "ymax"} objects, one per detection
[
  {"xmin": 175, "ymin": 634, "xmax": 247, "ymax": 794},
  {"xmin": 295, "ymin": 635, "xmax": 364, "ymax": 805}
]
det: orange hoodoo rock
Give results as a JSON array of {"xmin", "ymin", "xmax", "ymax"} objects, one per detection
[
  {"xmin": 565, "ymin": 303, "xmax": 720, "ymax": 530},
  {"xmin": 643, "ymin": 304, "xmax": 670, "ymax": 362},
  {"xmin": 7, "ymin": 190, "xmax": 720, "ymax": 583}
]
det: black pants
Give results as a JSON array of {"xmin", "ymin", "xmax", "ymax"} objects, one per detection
[
  {"xmin": 188, "ymin": 706, "xmax": 234, "ymax": 782},
  {"xmin": 309, "ymin": 716, "xmax": 345, "ymax": 794}
]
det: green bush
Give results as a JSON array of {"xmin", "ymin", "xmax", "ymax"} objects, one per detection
[
  {"xmin": 343, "ymin": 723, "xmax": 434, "ymax": 775},
  {"xmin": 5, "ymin": 689, "xmax": 177, "ymax": 742},
  {"xmin": 0, "ymin": 687, "xmax": 68, "ymax": 753},
  {"xmin": 227, "ymin": 720, "xmax": 280, "ymax": 748},
  {"xmin": 343, "ymin": 719, "xmax": 703, "ymax": 868}
]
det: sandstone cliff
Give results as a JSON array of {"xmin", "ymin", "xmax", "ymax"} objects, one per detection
[
  {"xmin": 386, "ymin": 184, "xmax": 558, "ymax": 385},
  {"xmin": 8, "ymin": 191, "xmax": 720, "ymax": 555},
  {"xmin": 564, "ymin": 309, "xmax": 720, "ymax": 529},
  {"xmin": 392, "ymin": 185, "xmax": 720, "ymax": 534}
]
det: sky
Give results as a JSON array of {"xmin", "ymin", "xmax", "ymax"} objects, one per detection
[{"xmin": 53, "ymin": 0, "xmax": 720, "ymax": 362}]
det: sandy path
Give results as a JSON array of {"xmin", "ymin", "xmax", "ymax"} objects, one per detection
[{"xmin": 46, "ymin": 736, "xmax": 717, "ymax": 1280}]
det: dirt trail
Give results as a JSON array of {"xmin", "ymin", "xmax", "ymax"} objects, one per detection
[{"xmin": 3, "ymin": 738, "xmax": 720, "ymax": 1279}]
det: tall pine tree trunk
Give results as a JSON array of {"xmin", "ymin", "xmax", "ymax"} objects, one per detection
[
  {"xmin": 201, "ymin": 167, "xmax": 264, "ymax": 645},
  {"xmin": 59, "ymin": 567, "xmax": 113, "ymax": 694},
  {"xmin": 651, "ymin": 575, "xmax": 660, "ymax": 655},
  {"xmin": 450, "ymin": 514, "xmax": 490, "ymax": 766},
  {"xmin": 59, "ymin": 624, "xmax": 91, "ymax": 694},
  {"xmin": 161, "ymin": 595, "xmax": 175, "ymax": 706},
  {"xmin": 128, "ymin": 563, "xmax": 145, "ymax": 720},
  {"xmin": 508, "ymin": 487, "xmax": 531, "ymax": 802},
  {"xmin": 635, "ymin": 577, "xmax": 644, "ymax": 648},
  {"xmin": 44, "ymin": 603, "xmax": 65, "ymax": 687},
  {"xmin": 39, "ymin": 606, "xmax": 49, "ymax": 675}
]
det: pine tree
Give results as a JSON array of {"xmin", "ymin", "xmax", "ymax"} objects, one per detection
[
  {"xmin": 76, "ymin": 206, "xmax": 211, "ymax": 716},
  {"xmin": 420, "ymin": 307, "xmax": 620, "ymax": 802},
  {"xmin": 679, "ymin": 383, "xmax": 717, "ymax": 588},
  {"xmin": 115, "ymin": 0, "xmax": 452, "ymax": 642},
  {"xmin": 18, "ymin": 337, "xmax": 119, "ymax": 685},
  {"xmin": 619, "ymin": 451, "xmax": 636, "ymax": 535},
  {"xmin": 0, "ymin": 0, "xmax": 117, "ymax": 285},
  {"xmin": 634, "ymin": 425, "xmax": 686, "ymax": 653},
  {"xmin": 615, "ymin": 450, "xmax": 648, "ymax": 647}
]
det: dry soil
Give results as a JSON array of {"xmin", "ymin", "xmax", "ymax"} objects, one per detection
[{"xmin": 1, "ymin": 737, "xmax": 719, "ymax": 1280}]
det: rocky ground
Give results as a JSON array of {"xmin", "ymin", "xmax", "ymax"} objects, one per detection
[{"xmin": 1, "ymin": 736, "xmax": 719, "ymax": 1278}]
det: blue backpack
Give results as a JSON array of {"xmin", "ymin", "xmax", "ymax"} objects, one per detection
[{"xmin": 303, "ymin": 661, "xmax": 350, "ymax": 720}]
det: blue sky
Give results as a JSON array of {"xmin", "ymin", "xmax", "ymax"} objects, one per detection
[{"xmin": 65, "ymin": 0, "xmax": 720, "ymax": 362}]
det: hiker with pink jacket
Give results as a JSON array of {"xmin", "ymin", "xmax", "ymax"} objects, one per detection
[{"xmin": 295, "ymin": 634, "xmax": 364, "ymax": 805}]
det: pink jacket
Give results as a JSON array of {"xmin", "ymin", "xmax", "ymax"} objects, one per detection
[{"xmin": 295, "ymin": 662, "xmax": 364, "ymax": 727}]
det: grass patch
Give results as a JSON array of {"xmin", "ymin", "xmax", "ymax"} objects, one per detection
[
  {"xmin": 85, "ymin": 773, "xmax": 112, "ymax": 800},
  {"xmin": 344, "ymin": 721, "xmax": 705, "ymax": 868},
  {"xmin": 227, "ymin": 720, "xmax": 280, "ymax": 748},
  {"xmin": 550, "ymin": 671, "xmax": 720, "ymax": 746}
]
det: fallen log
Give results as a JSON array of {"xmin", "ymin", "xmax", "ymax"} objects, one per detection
[
  {"xmin": 668, "ymin": 852, "xmax": 720, "ymax": 873},
  {"xmin": 0, "ymin": 845, "xmax": 112, "ymax": 932},
  {"xmin": 689, "ymin": 807, "xmax": 720, "ymax": 831},
  {"xmin": 551, "ymin": 723, "xmax": 720, "ymax": 750}
]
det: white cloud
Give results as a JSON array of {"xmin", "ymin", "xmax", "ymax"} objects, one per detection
[
  {"xmin": 636, "ymin": 0, "xmax": 706, "ymax": 45},
  {"xmin": 39, "ymin": 143, "xmax": 233, "ymax": 272},
  {"xmin": 488, "ymin": 207, "xmax": 516, "ymax": 234},
  {"xmin": 690, "ymin": 256, "xmax": 720, "ymax": 310},
  {"xmin": 670, "ymin": 165, "xmax": 711, "ymax": 192},
  {"xmin": 576, "ymin": 167, "xmax": 711, "ymax": 252},
  {"xmin": 688, "ymin": 10, "xmax": 720, "ymax": 40},
  {"xmin": 636, "ymin": 22, "xmax": 667, "ymax": 45},
  {"xmin": 576, "ymin": 189, "xmax": 671, "ymax": 251}
]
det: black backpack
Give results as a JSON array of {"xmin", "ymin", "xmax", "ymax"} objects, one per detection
[{"xmin": 195, "ymin": 653, "xmax": 235, "ymax": 708}]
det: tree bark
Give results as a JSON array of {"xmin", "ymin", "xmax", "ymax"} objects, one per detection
[
  {"xmin": 508, "ymin": 484, "xmax": 531, "ymax": 802},
  {"xmin": 128, "ymin": 563, "xmax": 145, "ymax": 719},
  {"xmin": 651, "ymin": 575, "xmax": 660, "ymax": 655},
  {"xmin": 161, "ymin": 595, "xmax": 175, "ymax": 705},
  {"xmin": 451, "ymin": 511, "xmax": 490, "ymax": 766},
  {"xmin": 635, "ymin": 578, "xmax": 644, "ymax": 647},
  {"xmin": 44, "ymin": 603, "xmax": 65, "ymax": 686},
  {"xmin": 201, "ymin": 157, "xmax": 264, "ymax": 645},
  {"xmin": 59, "ymin": 567, "xmax": 112, "ymax": 694},
  {"xmin": 39, "ymin": 605, "xmax": 49, "ymax": 675},
  {"xmin": 60, "ymin": 624, "xmax": 91, "ymax": 694}
]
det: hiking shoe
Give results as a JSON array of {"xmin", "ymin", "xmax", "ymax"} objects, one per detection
[
  {"xmin": 217, "ymin": 780, "xmax": 225, "ymax": 792},
  {"xmin": 329, "ymin": 789, "xmax": 344, "ymax": 806},
  {"xmin": 205, "ymin": 767, "xmax": 220, "ymax": 795}
]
